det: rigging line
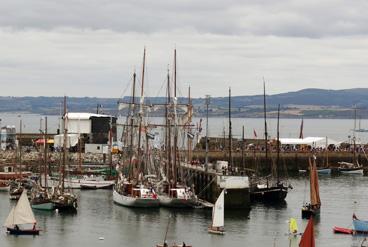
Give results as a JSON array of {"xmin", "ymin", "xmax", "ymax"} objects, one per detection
[{"xmin": 119, "ymin": 76, "xmax": 135, "ymax": 99}]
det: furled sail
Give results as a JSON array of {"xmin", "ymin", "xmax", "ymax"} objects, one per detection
[
  {"xmin": 309, "ymin": 158, "xmax": 321, "ymax": 207},
  {"xmin": 212, "ymin": 190, "xmax": 225, "ymax": 228},
  {"xmin": 3, "ymin": 190, "xmax": 36, "ymax": 228}
]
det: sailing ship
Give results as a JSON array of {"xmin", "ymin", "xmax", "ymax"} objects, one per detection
[
  {"xmin": 299, "ymin": 217, "xmax": 315, "ymax": 247},
  {"xmin": 338, "ymin": 107, "xmax": 363, "ymax": 174},
  {"xmin": 3, "ymin": 190, "xmax": 40, "ymax": 235},
  {"xmin": 250, "ymin": 93, "xmax": 289, "ymax": 202},
  {"xmin": 31, "ymin": 117, "xmax": 55, "ymax": 211},
  {"xmin": 208, "ymin": 189, "xmax": 225, "ymax": 235},
  {"xmin": 301, "ymin": 157, "xmax": 321, "ymax": 219},
  {"xmin": 157, "ymin": 50, "xmax": 197, "ymax": 208},
  {"xmin": 51, "ymin": 96, "xmax": 78, "ymax": 212},
  {"xmin": 299, "ymin": 137, "xmax": 331, "ymax": 175},
  {"xmin": 114, "ymin": 49, "xmax": 160, "ymax": 208}
]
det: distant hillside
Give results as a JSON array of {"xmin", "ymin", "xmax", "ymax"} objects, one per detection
[{"xmin": 1, "ymin": 88, "xmax": 368, "ymax": 118}]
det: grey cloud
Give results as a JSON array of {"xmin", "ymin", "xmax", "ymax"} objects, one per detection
[{"xmin": 1, "ymin": 0, "xmax": 368, "ymax": 37}]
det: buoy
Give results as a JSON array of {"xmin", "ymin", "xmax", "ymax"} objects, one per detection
[
  {"xmin": 99, "ymin": 237, "xmax": 104, "ymax": 240},
  {"xmin": 55, "ymin": 209, "xmax": 59, "ymax": 214}
]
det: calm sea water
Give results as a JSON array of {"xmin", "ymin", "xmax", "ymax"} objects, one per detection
[
  {"xmin": 1, "ymin": 113, "xmax": 368, "ymax": 143},
  {"xmin": 1, "ymin": 176, "xmax": 368, "ymax": 247}
]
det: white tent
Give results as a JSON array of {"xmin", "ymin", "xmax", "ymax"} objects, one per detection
[
  {"xmin": 279, "ymin": 137, "xmax": 341, "ymax": 148},
  {"xmin": 54, "ymin": 133, "xmax": 79, "ymax": 148}
]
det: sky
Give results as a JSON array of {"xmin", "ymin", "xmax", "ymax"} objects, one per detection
[{"xmin": 1, "ymin": 0, "xmax": 368, "ymax": 98}]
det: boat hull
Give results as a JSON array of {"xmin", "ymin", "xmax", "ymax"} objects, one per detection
[
  {"xmin": 31, "ymin": 202, "xmax": 54, "ymax": 211},
  {"xmin": 159, "ymin": 195, "xmax": 196, "ymax": 208},
  {"xmin": 0, "ymin": 185, "xmax": 10, "ymax": 192},
  {"xmin": 353, "ymin": 219, "xmax": 368, "ymax": 233},
  {"xmin": 339, "ymin": 168, "xmax": 363, "ymax": 175},
  {"xmin": 113, "ymin": 190, "xmax": 160, "ymax": 208},
  {"xmin": 208, "ymin": 227, "xmax": 225, "ymax": 235},
  {"xmin": 80, "ymin": 183, "xmax": 113, "ymax": 190},
  {"xmin": 7, "ymin": 228, "xmax": 40, "ymax": 235},
  {"xmin": 250, "ymin": 186, "xmax": 288, "ymax": 202},
  {"xmin": 301, "ymin": 207, "xmax": 320, "ymax": 219}
]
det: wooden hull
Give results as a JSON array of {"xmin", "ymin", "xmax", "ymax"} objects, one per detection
[
  {"xmin": 301, "ymin": 206, "xmax": 320, "ymax": 219},
  {"xmin": 113, "ymin": 190, "xmax": 160, "ymax": 208},
  {"xmin": 7, "ymin": 228, "xmax": 40, "ymax": 235},
  {"xmin": 158, "ymin": 195, "xmax": 196, "ymax": 208},
  {"xmin": 250, "ymin": 186, "xmax": 288, "ymax": 202},
  {"xmin": 338, "ymin": 168, "xmax": 363, "ymax": 175},
  {"xmin": 31, "ymin": 202, "xmax": 54, "ymax": 211},
  {"xmin": 208, "ymin": 227, "xmax": 225, "ymax": 235}
]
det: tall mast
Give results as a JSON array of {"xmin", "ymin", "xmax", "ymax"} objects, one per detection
[
  {"xmin": 228, "ymin": 87, "xmax": 232, "ymax": 173},
  {"xmin": 263, "ymin": 80, "xmax": 268, "ymax": 163},
  {"xmin": 353, "ymin": 106, "xmax": 357, "ymax": 164},
  {"xmin": 19, "ymin": 118, "xmax": 22, "ymax": 177},
  {"xmin": 205, "ymin": 95, "xmax": 210, "ymax": 172},
  {"xmin": 173, "ymin": 49, "xmax": 178, "ymax": 186},
  {"xmin": 44, "ymin": 116, "xmax": 48, "ymax": 188},
  {"xmin": 187, "ymin": 86, "xmax": 192, "ymax": 164},
  {"xmin": 62, "ymin": 96, "xmax": 67, "ymax": 193},
  {"xmin": 128, "ymin": 72, "xmax": 137, "ymax": 180},
  {"xmin": 276, "ymin": 104, "xmax": 280, "ymax": 183},
  {"xmin": 137, "ymin": 48, "xmax": 146, "ymax": 175},
  {"xmin": 167, "ymin": 69, "xmax": 172, "ymax": 183},
  {"xmin": 242, "ymin": 125, "xmax": 245, "ymax": 172}
]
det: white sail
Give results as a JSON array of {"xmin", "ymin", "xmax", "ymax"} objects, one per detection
[
  {"xmin": 212, "ymin": 190, "xmax": 225, "ymax": 228},
  {"xmin": 3, "ymin": 190, "xmax": 36, "ymax": 228}
]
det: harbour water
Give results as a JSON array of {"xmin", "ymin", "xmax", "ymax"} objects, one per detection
[
  {"xmin": 1, "ymin": 113, "xmax": 368, "ymax": 143},
  {"xmin": 1, "ymin": 176, "xmax": 368, "ymax": 247}
]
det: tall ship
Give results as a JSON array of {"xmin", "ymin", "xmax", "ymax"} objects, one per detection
[
  {"xmin": 113, "ymin": 48, "xmax": 159, "ymax": 208},
  {"xmin": 250, "ymin": 83, "xmax": 289, "ymax": 202},
  {"xmin": 156, "ymin": 50, "xmax": 197, "ymax": 208}
]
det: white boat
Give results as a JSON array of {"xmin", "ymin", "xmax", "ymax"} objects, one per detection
[
  {"xmin": 45, "ymin": 175, "xmax": 115, "ymax": 189},
  {"xmin": 159, "ymin": 187, "xmax": 197, "ymax": 208},
  {"xmin": 113, "ymin": 182, "xmax": 159, "ymax": 208},
  {"xmin": 3, "ymin": 190, "xmax": 40, "ymax": 235},
  {"xmin": 337, "ymin": 162, "xmax": 363, "ymax": 175},
  {"xmin": 208, "ymin": 189, "xmax": 225, "ymax": 235}
]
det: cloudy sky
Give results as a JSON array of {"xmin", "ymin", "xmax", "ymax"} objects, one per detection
[{"xmin": 1, "ymin": 0, "xmax": 368, "ymax": 98}]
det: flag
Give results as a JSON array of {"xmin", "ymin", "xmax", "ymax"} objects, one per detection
[
  {"xmin": 299, "ymin": 118, "xmax": 304, "ymax": 139},
  {"xmin": 253, "ymin": 129, "xmax": 257, "ymax": 138},
  {"xmin": 299, "ymin": 218, "xmax": 315, "ymax": 247}
]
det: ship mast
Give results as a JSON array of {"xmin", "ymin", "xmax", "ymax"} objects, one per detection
[
  {"xmin": 61, "ymin": 96, "xmax": 67, "ymax": 193},
  {"xmin": 276, "ymin": 104, "xmax": 280, "ymax": 184},
  {"xmin": 173, "ymin": 49, "xmax": 178, "ymax": 186},
  {"xmin": 228, "ymin": 87, "xmax": 232, "ymax": 173},
  {"xmin": 128, "ymin": 72, "xmax": 137, "ymax": 180},
  {"xmin": 137, "ymin": 48, "xmax": 146, "ymax": 177}
]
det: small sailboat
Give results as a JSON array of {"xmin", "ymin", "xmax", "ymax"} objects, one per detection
[
  {"xmin": 301, "ymin": 157, "xmax": 321, "ymax": 219},
  {"xmin": 3, "ymin": 190, "xmax": 40, "ymax": 235},
  {"xmin": 299, "ymin": 217, "xmax": 315, "ymax": 247},
  {"xmin": 208, "ymin": 190, "xmax": 225, "ymax": 235},
  {"xmin": 156, "ymin": 215, "xmax": 192, "ymax": 247}
]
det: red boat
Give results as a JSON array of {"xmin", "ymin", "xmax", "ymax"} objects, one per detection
[{"xmin": 333, "ymin": 226, "xmax": 353, "ymax": 235}]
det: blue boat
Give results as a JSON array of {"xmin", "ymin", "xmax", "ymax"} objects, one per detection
[{"xmin": 353, "ymin": 214, "xmax": 368, "ymax": 233}]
